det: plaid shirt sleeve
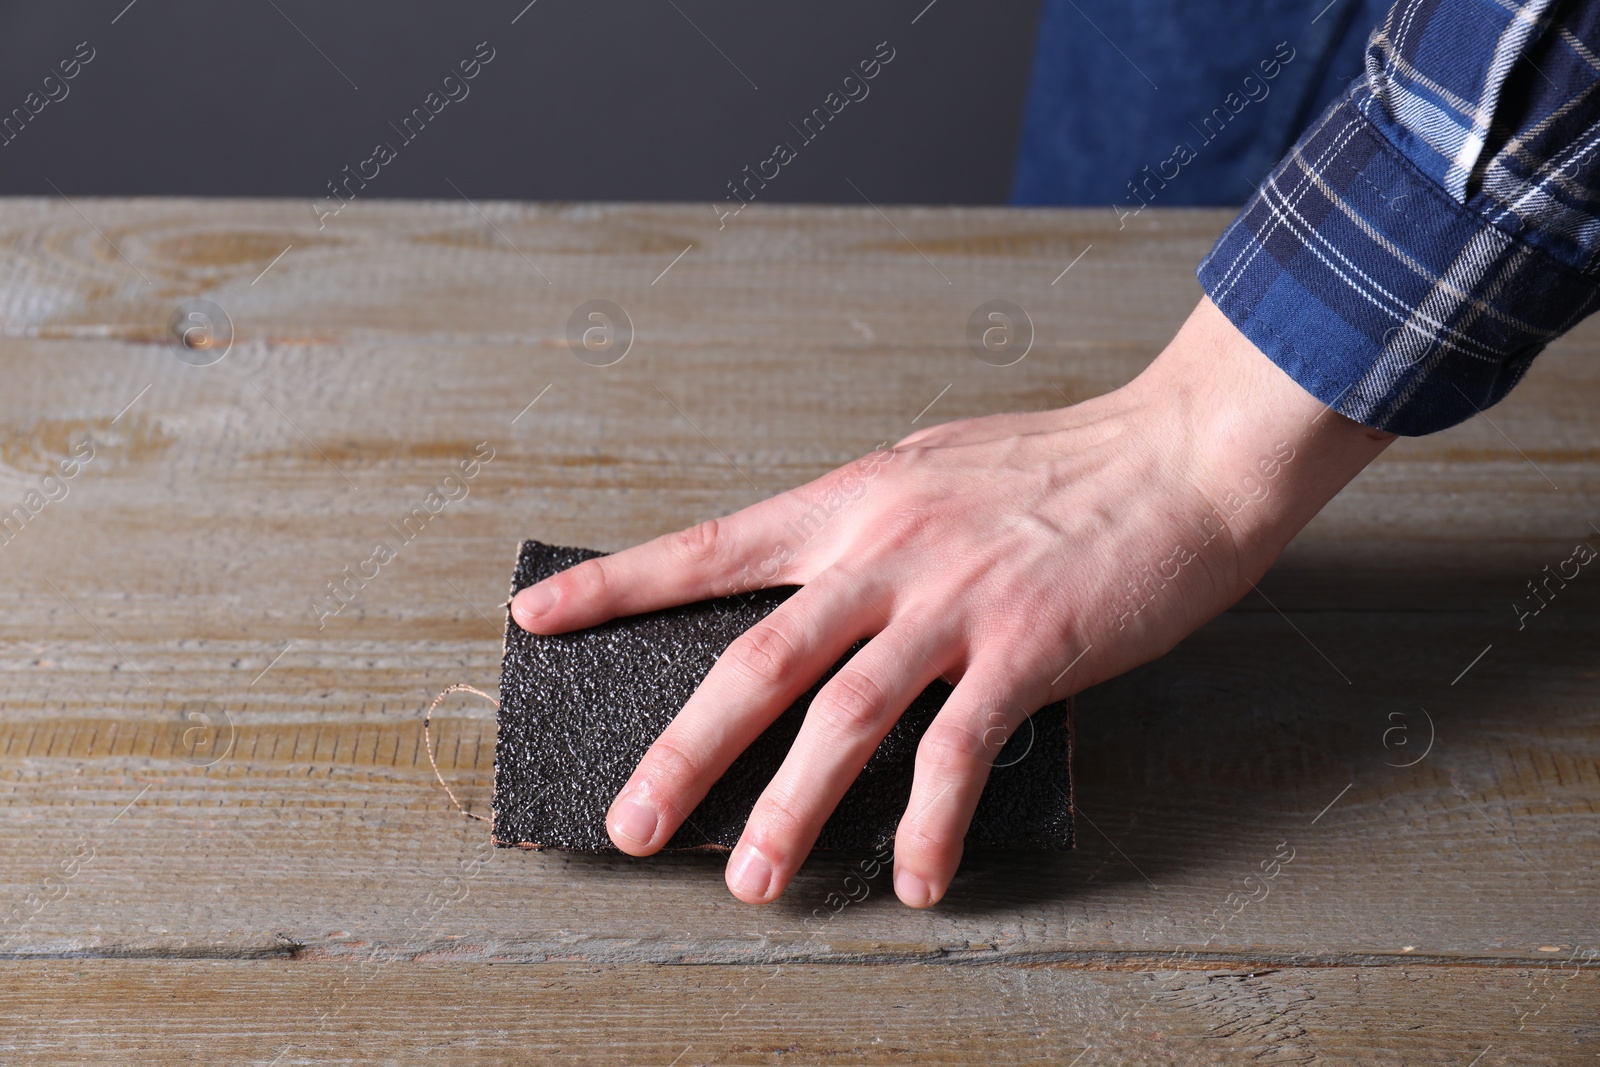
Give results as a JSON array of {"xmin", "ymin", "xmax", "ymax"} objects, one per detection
[{"xmin": 1197, "ymin": 0, "xmax": 1600, "ymax": 436}]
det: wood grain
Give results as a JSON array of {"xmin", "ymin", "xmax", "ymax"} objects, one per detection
[
  {"xmin": 0, "ymin": 199, "xmax": 1595, "ymax": 1061},
  {"xmin": 0, "ymin": 609, "xmax": 1595, "ymax": 965},
  {"xmin": 1, "ymin": 960, "xmax": 1593, "ymax": 1065}
]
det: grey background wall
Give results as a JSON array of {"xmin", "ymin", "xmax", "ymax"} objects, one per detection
[{"xmin": 0, "ymin": 0, "xmax": 1041, "ymax": 204}]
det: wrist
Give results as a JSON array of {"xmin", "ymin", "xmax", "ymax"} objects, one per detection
[{"xmin": 1130, "ymin": 296, "xmax": 1396, "ymax": 572}]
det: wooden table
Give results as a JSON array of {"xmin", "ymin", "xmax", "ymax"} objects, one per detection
[{"xmin": 0, "ymin": 198, "xmax": 1595, "ymax": 1064}]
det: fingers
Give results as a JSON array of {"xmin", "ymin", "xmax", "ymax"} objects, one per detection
[
  {"xmin": 892, "ymin": 661, "xmax": 1034, "ymax": 908},
  {"xmin": 605, "ymin": 570, "xmax": 879, "ymax": 856},
  {"xmin": 511, "ymin": 504, "xmax": 785, "ymax": 634},
  {"xmin": 723, "ymin": 620, "xmax": 954, "ymax": 904}
]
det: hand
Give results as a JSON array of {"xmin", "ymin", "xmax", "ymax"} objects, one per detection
[{"xmin": 511, "ymin": 296, "xmax": 1395, "ymax": 907}]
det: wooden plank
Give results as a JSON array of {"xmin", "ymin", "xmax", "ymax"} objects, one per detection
[
  {"xmin": 0, "ymin": 611, "xmax": 1593, "ymax": 963},
  {"xmin": 0, "ymin": 202, "xmax": 1595, "ymax": 1001},
  {"xmin": 1, "ymin": 959, "xmax": 1592, "ymax": 1065},
  {"xmin": 0, "ymin": 200, "xmax": 1596, "ymax": 616}
]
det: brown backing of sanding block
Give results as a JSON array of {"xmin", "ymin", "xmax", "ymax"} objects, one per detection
[{"xmin": 493, "ymin": 540, "xmax": 1074, "ymax": 852}]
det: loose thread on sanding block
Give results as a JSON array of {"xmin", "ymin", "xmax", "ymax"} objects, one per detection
[{"xmin": 422, "ymin": 683, "xmax": 498, "ymax": 822}]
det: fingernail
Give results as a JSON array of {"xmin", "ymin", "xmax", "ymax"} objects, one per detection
[
  {"xmin": 513, "ymin": 584, "xmax": 557, "ymax": 625},
  {"xmin": 608, "ymin": 797, "xmax": 658, "ymax": 847},
  {"xmin": 727, "ymin": 844, "xmax": 775, "ymax": 900},
  {"xmin": 895, "ymin": 868, "xmax": 933, "ymax": 908}
]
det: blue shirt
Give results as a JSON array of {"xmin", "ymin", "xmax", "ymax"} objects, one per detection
[
  {"xmin": 1013, "ymin": 0, "xmax": 1392, "ymax": 206},
  {"xmin": 1017, "ymin": 0, "xmax": 1600, "ymax": 436}
]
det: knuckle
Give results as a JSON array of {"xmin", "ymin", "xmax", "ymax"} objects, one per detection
[
  {"xmin": 728, "ymin": 620, "xmax": 801, "ymax": 687},
  {"xmin": 669, "ymin": 518, "xmax": 724, "ymax": 569},
  {"xmin": 749, "ymin": 788, "xmax": 808, "ymax": 844},
  {"xmin": 812, "ymin": 667, "xmax": 889, "ymax": 737},
  {"xmin": 893, "ymin": 427, "xmax": 950, "ymax": 454},
  {"xmin": 641, "ymin": 734, "xmax": 705, "ymax": 791},
  {"xmin": 895, "ymin": 818, "xmax": 950, "ymax": 855},
  {"xmin": 570, "ymin": 556, "xmax": 613, "ymax": 601},
  {"xmin": 782, "ymin": 496, "xmax": 833, "ymax": 546},
  {"xmin": 893, "ymin": 427, "xmax": 930, "ymax": 447},
  {"xmin": 916, "ymin": 722, "xmax": 986, "ymax": 776}
]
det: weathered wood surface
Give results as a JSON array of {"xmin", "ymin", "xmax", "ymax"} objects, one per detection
[
  {"xmin": 0, "ymin": 199, "xmax": 1595, "ymax": 1060},
  {"xmin": 2, "ymin": 960, "xmax": 1593, "ymax": 1065}
]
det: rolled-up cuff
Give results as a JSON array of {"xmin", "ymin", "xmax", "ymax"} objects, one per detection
[{"xmin": 1197, "ymin": 91, "xmax": 1600, "ymax": 437}]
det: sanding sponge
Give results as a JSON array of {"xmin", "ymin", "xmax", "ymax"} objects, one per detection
[{"xmin": 494, "ymin": 540, "xmax": 1074, "ymax": 852}]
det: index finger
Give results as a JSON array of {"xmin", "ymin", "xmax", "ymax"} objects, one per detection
[{"xmin": 511, "ymin": 501, "xmax": 791, "ymax": 634}]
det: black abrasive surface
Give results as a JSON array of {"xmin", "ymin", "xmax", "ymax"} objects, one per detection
[{"xmin": 494, "ymin": 540, "xmax": 1074, "ymax": 852}]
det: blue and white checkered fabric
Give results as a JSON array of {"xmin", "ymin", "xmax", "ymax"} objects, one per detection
[{"xmin": 1199, "ymin": 0, "xmax": 1600, "ymax": 435}]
